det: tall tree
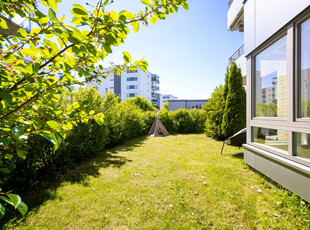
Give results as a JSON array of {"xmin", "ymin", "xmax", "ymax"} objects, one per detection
[{"xmin": 221, "ymin": 62, "xmax": 246, "ymax": 137}]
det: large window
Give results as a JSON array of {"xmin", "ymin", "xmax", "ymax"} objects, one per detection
[
  {"xmin": 252, "ymin": 127, "xmax": 288, "ymax": 153},
  {"xmin": 298, "ymin": 17, "xmax": 310, "ymax": 117},
  {"xmin": 254, "ymin": 36, "xmax": 287, "ymax": 117}
]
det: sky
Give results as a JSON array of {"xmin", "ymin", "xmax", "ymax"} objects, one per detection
[{"xmin": 55, "ymin": 0, "xmax": 244, "ymax": 99}]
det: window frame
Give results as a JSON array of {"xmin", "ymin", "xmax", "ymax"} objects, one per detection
[
  {"xmin": 252, "ymin": 31, "xmax": 288, "ymax": 121},
  {"xmin": 295, "ymin": 13, "xmax": 310, "ymax": 122}
]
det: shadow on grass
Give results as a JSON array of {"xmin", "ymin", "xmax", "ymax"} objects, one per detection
[{"xmin": 1, "ymin": 136, "xmax": 147, "ymax": 227}]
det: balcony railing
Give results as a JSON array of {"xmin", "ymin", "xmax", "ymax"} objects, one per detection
[
  {"xmin": 228, "ymin": 0, "xmax": 235, "ymax": 9},
  {"xmin": 229, "ymin": 44, "xmax": 244, "ymax": 64}
]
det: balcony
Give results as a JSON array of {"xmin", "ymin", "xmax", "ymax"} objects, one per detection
[
  {"xmin": 229, "ymin": 44, "xmax": 246, "ymax": 84},
  {"xmin": 227, "ymin": 0, "xmax": 244, "ymax": 32},
  {"xmin": 0, "ymin": 14, "xmax": 31, "ymax": 36}
]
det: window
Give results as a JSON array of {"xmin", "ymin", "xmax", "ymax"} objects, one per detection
[
  {"xmin": 254, "ymin": 36, "xmax": 287, "ymax": 117},
  {"xmin": 295, "ymin": 132, "xmax": 310, "ymax": 160},
  {"xmin": 298, "ymin": 17, "xmax": 310, "ymax": 118},
  {"xmin": 127, "ymin": 93, "xmax": 137, "ymax": 98},
  {"xmin": 252, "ymin": 127, "xmax": 288, "ymax": 153},
  {"xmin": 126, "ymin": 85, "xmax": 138, "ymax": 89},
  {"xmin": 127, "ymin": 77, "xmax": 138, "ymax": 81},
  {"xmin": 127, "ymin": 69, "xmax": 138, "ymax": 73}
]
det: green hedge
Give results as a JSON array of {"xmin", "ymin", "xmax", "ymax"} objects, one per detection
[
  {"xmin": 2, "ymin": 88, "xmax": 155, "ymax": 192},
  {"xmin": 159, "ymin": 108, "xmax": 206, "ymax": 134}
]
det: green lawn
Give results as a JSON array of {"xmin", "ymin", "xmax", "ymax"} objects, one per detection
[{"xmin": 3, "ymin": 135, "xmax": 310, "ymax": 229}]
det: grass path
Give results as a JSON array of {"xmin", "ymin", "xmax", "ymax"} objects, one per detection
[{"xmin": 4, "ymin": 135, "xmax": 310, "ymax": 229}]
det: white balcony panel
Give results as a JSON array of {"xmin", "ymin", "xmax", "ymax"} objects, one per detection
[
  {"xmin": 244, "ymin": 0, "xmax": 310, "ymax": 56},
  {"xmin": 227, "ymin": 0, "xmax": 244, "ymax": 31}
]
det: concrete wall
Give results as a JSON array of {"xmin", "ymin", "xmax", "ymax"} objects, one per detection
[
  {"xmin": 168, "ymin": 100, "xmax": 208, "ymax": 111},
  {"xmin": 244, "ymin": 0, "xmax": 310, "ymax": 55},
  {"xmin": 227, "ymin": 0, "xmax": 244, "ymax": 30}
]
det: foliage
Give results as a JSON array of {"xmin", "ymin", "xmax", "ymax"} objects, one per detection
[
  {"xmin": 203, "ymin": 85, "xmax": 226, "ymax": 140},
  {"xmin": 163, "ymin": 101, "xmax": 169, "ymax": 110},
  {"xmin": 126, "ymin": 95, "xmax": 156, "ymax": 111},
  {"xmin": 221, "ymin": 62, "xmax": 246, "ymax": 137},
  {"xmin": 159, "ymin": 107, "xmax": 206, "ymax": 134},
  {"xmin": 1, "ymin": 89, "xmax": 155, "ymax": 193},
  {"xmin": 256, "ymin": 102, "xmax": 277, "ymax": 117},
  {"xmin": 0, "ymin": 0, "xmax": 188, "ymax": 218}
]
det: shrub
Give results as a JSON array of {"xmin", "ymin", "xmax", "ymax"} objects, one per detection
[
  {"xmin": 222, "ymin": 62, "xmax": 246, "ymax": 137},
  {"xmin": 159, "ymin": 108, "xmax": 206, "ymax": 134},
  {"xmin": 1, "ymin": 88, "xmax": 155, "ymax": 192},
  {"xmin": 203, "ymin": 85, "xmax": 226, "ymax": 140}
]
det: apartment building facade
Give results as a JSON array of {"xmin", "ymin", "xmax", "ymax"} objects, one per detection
[
  {"xmin": 228, "ymin": 0, "xmax": 310, "ymax": 202},
  {"xmin": 89, "ymin": 67, "xmax": 160, "ymax": 107}
]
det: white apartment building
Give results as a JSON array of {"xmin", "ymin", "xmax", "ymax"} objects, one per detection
[
  {"xmin": 89, "ymin": 67, "xmax": 160, "ymax": 106},
  {"xmin": 228, "ymin": 0, "xmax": 310, "ymax": 202}
]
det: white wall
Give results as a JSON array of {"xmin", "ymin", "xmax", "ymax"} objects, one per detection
[
  {"xmin": 227, "ymin": 0, "xmax": 244, "ymax": 30},
  {"xmin": 160, "ymin": 94, "xmax": 177, "ymax": 109},
  {"xmin": 244, "ymin": 0, "xmax": 310, "ymax": 55}
]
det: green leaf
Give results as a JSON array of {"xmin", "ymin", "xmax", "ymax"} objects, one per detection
[
  {"xmin": 0, "ymin": 92, "xmax": 12, "ymax": 103},
  {"xmin": 48, "ymin": 8, "xmax": 57, "ymax": 21},
  {"xmin": 94, "ymin": 113, "xmax": 104, "ymax": 125},
  {"xmin": 17, "ymin": 201, "xmax": 28, "ymax": 216},
  {"xmin": 48, "ymin": 0, "xmax": 57, "ymax": 10},
  {"xmin": 7, "ymin": 194, "xmax": 21, "ymax": 208},
  {"xmin": 131, "ymin": 22, "xmax": 139, "ymax": 33},
  {"xmin": 63, "ymin": 123, "xmax": 73, "ymax": 131},
  {"xmin": 16, "ymin": 28, "xmax": 28, "ymax": 37},
  {"xmin": 89, "ymin": 110, "xmax": 95, "ymax": 115},
  {"xmin": 0, "ymin": 18, "xmax": 8, "ymax": 29},
  {"xmin": 123, "ymin": 51, "xmax": 131, "ymax": 64},
  {"xmin": 141, "ymin": 0, "xmax": 151, "ymax": 5},
  {"xmin": 150, "ymin": 15, "xmax": 158, "ymax": 25},
  {"xmin": 0, "ymin": 203, "xmax": 5, "ymax": 220},
  {"xmin": 17, "ymin": 149, "xmax": 27, "ymax": 159},
  {"xmin": 72, "ymin": 4, "xmax": 88, "ymax": 16},
  {"xmin": 0, "ymin": 196, "xmax": 14, "ymax": 206},
  {"xmin": 181, "ymin": 2, "xmax": 189, "ymax": 10},
  {"xmin": 46, "ymin": 120, "xmax": 60, "ymax": 130},
  {"xmin": 4, "ymin": 154, "xmax": 13, "ymax": 160},
  {"xmin": 22, "ymin": 48, "xmax": 38, "ymax": 56}
]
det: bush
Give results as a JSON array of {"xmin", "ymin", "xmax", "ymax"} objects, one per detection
[
  {"xmin": 2, "ymin": 88, "xmax": 155, "ymax": 192},
  {"xmin": 203, "ymin": 85, "xmax": 226, "ymax": 140},
  {"xmin": 222, "ymin": 62, "xmax": 246, "ymax": 137},
  {"xmin": 159, "ymin": 108, "xmax": 206, "ymax": 134}
]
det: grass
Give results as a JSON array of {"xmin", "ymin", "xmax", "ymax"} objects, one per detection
[{"xmin": 3, "ymin": 134, "xmax": 310, "ymax": 229}]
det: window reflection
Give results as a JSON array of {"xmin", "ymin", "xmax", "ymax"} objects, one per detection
[
  {"xmin": 299, "ymin": 18, "xmax": 310, "ymax": 117},
  {"xmin": 255, "ymin": 36, "xmax": 287, "ymax": 117},
  {"xmin": 295, "ymin": 133, "xmax": 310, "ymax": 160},
  {"xmin": 252, "ymin": 127, "xmax": 288, "ymax": 153}
]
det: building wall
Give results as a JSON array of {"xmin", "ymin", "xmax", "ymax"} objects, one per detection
[
  {"xmin": 160, "ymin": 94, "xmax": 178, "ymax": 109},
  {"xmin": 242, "ymin": 1, "xmax": 310, "ymax": 202},
  {"xmin": 168, "ymin": 100, "xmax": 207, "ymax": 111},
  {"xmin": 244, "ymin": 0, "xmax": 310, "ymax": 56}
]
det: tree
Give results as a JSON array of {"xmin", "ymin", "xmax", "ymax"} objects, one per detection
[
  {"xmin": 126, "ymin": 95, "xmax": 156, "ymax": 111},
  {"xmin": 203, "ymin": 85, "xmax": 226, "ymax": 140},
  {"xmin": 221, "ymin": 62, "xmax": 246, "ymax": 137},
  {"xmin": 0, "ymin": 0, "xmax": 188, "ymax": 219}
]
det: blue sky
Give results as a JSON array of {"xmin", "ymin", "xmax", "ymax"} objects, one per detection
[{"xmin": 56, "ymin": 0, "xmax": 244, "ymax": 99}]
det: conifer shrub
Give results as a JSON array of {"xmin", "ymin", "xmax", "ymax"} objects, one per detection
[{"xmin": 221, "ymin": 62, "xmax": 246, "ymax": 137}]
